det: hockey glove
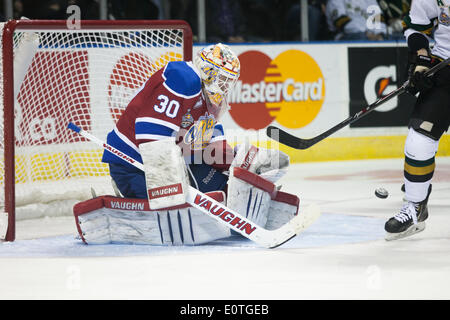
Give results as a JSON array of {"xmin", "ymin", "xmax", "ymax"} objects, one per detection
[{"xmin": 406, "ymin": 55, "xmax": 434, "ymax": 95}]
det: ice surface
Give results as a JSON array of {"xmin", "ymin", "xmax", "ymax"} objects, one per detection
[{"xmin": 1, "ymin": 157, "xmax": 450, "ymax": 299}]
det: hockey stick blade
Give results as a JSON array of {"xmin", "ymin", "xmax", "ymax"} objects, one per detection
[
  {"xmin": 267, "ymin": 203, "xmax": 321, "ymax": 248},
  {"xmin": 68, "ymin": 122, "xmax": 321, "ymax": 248},
  {"xmin": 267, "ymin": 57, "xmax": 450, "ymax": 150},
  {"xmin": 267, "ymin": 125, "xmax": 323, "ymax": 150}
]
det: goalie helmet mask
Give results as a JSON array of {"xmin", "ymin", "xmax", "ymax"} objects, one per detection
[{"xmin": 194, "ymin": 43, "xmax": 240, "ymax": 120}]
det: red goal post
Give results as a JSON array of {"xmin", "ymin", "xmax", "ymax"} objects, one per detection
[{"xmin": 0, "ymin": 19, "xmax": 193, "ymax": 241}]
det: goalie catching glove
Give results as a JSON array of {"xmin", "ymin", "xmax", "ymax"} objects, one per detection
[{"xmin": 229, "ymin": 143, "xmax": 290, "ymax": 183}]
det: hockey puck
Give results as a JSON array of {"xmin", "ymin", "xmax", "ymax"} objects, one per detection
[{"xmin": 375, "ymin": 187, "xmax": 389, "ymax": 199}]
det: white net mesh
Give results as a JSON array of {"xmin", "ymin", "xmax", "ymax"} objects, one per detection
[{"xmin": 0, "ymin": 22, "xmax": 188, "ymax": 221}]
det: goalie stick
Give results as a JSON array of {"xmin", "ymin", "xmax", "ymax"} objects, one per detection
[
  {"xmin": 267, "ymin": 57, "xmax": 450, "ymax": 150},
  {"xmin": 67, "ymin": 122, "xmax": 320, "ymax": 248}
]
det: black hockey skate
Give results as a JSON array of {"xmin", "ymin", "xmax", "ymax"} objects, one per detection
[{"xmin": 385, "ymin": 185, "xmax": 432, "ymax": 241}]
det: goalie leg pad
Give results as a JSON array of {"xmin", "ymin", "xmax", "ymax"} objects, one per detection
[
  {"xmin": 139, "ymin": 138, "xmax": 190, "ymax": 209},
  {"xmin": 226, "ymin": 167, "xmax": 276, "ymax": 228},
  {"xmin": 265, "ymin": 191, "xmax": 299, "ymax": 230},
  {"xmin": 227, "ymin": 167, "xmax": 300, "ymax": 230},
  {"xmin": 74, "ymin": 192, "xmax": 231, "ymax": 245}
]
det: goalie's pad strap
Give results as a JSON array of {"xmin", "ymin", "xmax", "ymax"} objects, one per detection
[{"xmin": 74, "ymin": 192, "xmax": 230, "ymax": 245}]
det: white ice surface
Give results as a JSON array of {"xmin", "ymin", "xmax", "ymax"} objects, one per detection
[{"xmin": 1, "ymin": 157, "xmax": 450, "ymax": 300}]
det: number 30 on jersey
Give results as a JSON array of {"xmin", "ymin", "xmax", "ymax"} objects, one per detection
[{"xmin": 154, "ymin": 94, "xmax": 180, "ymax": 118}]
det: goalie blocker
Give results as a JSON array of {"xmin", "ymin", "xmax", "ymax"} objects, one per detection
[{"xmin": 73, "ymin": 167, "xmax": 301, "ymax": 245}]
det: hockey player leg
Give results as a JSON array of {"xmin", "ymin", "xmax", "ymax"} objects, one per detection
[
  {"xmin": 108, "ymin": 163, "xmax": 147, "ymax": 199},
  {"xmin": 385, "ymin": 128, "xmax": 437, "ymax": 240},
  {"xmin": 186, "ymin": 163, "xmax": 228, "ymax": 193},
  {"xmin": 385, "ymin": 71, "xmax": 449, "ymax": 240}
]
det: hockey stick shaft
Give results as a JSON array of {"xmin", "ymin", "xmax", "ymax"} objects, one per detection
[
  {"xmin": 267, "ymin": 57, "xmax": 450, "ymax": 150},
  {"xmin": 67, "ymin": 122, "xmax": 145, "ymax": 170},
  {"xmin": 67, "ymin": 122, "xmax": 320, "ymax": 248}
]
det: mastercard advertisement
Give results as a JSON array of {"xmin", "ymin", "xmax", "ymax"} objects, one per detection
[
  {"xmin": 191, "ymin": 43, "xmax": 445, "ymax": 162},
  {"xmin": 195, "ymin": 44, "xmax": 346, "ymax": 139},
  {"xmin": 228, "ymin": 49, "xmax": 325, "ymax": 130}
]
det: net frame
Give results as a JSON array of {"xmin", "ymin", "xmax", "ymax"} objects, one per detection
[{"xmin": 1, "ymin": 19, "xmax": 193, "ymax": 241}]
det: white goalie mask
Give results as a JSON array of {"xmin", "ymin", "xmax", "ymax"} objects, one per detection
[{"xmin": 193, "ymin": 43, "xmax": 240, "ymax": 120}]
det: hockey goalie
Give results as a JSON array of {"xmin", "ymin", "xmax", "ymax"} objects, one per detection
[{"xmin": 73, "ymin": 43, "xmax": 313, "ymax": 246}]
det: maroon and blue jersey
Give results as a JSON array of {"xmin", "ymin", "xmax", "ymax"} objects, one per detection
[{"xmin": 102, "ymin": 61, "xmax": 227, "ymax": 169}]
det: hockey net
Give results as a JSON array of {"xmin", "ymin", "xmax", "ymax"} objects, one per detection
[{"xmin": 0, "ymin": 19, "xmax": 193, "ymax": 241}]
